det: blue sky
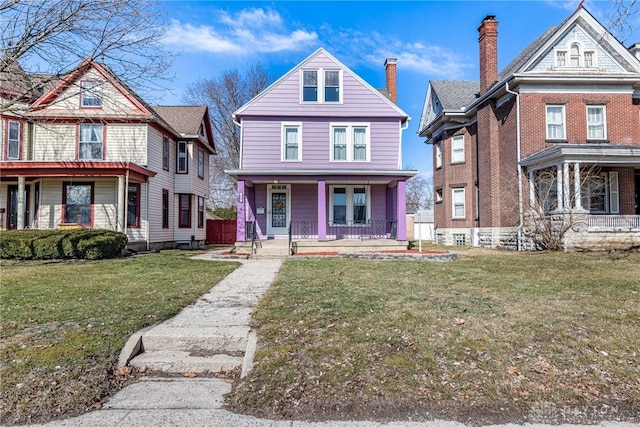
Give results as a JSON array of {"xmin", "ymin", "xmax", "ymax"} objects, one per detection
[{"xmin": 160, "ymin": 0, "xmax": 639, "ymax": 173}]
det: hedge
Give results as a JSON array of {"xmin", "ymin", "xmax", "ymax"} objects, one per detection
[{"xmin": 0, "ymin": 229, "xmax": 128, "ymax": 260}]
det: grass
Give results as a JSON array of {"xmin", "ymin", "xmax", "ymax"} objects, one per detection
[
  {"xmin": 226, "ymin": 251, "xmax": 640, "ymax": 424},
  {"xmin": 0, "ymin": 250, "xmax": 239, "ymax": 425}
]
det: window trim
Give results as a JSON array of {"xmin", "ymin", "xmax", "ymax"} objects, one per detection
[
  {"xmin": 435, "ymin": 142, "xmax": 442, "ymax": 169},
  {"xmin": 178, "ymin": 194, "xmax": 191, "ymax": 228},
  {"xmin": 62, "ymin": 182, "xmax": 94, "ymax": 226},
  {"xmin": 5, "ymin": 120, "xmax": 21, "ymax": 160},
  {"xmin": 198, "ymin": 196, "xmax": 205, "ymax": 228},
  {"xmin": 451, "ymin": 135, "xmax": 465, "ymax": 164},
  {"xmin": 435, "ymin": 188, "xmax": 443, "ymax": 204},
  {"xmin": 545, "ymin": 104, "xmax": 566, "ymax": 141},
  {"xmin": 162, "ymin": 189, "xmax": 170, "ymax": 229},
  {"xmin": 300, "ymin": 68, "xmax": 343, "ymax": 104},
  {"xmin": 162, "ymin": 136, "xmax": 170, "ymax": 170},
  {"xmin": 197, "ymin": 146, "xmax": 205, "ymax": 178},
  {"xmin": 452, "ymin": 187, "xmax": 465, "ymax": 219},
  {"xmin": 330, "ymin": 123, "xmax": 370, "ymax": 162},
  {"xmin": 80, "ymin": 80, "xmax": 102, "ymax": 108},
  {"xmin": 586, "ymin": 105, "xmax": 607, "ymax": 141},
  {"xmin": 328, "ymin": 185, "xmax": 371, "ymax": 226},
  {"xmin": 127, "ymin": 183, "xmax": 141, "ymax": 229},
  {"xmin": 281, "ymin": 122, "xmax": 302, "ymax": 162},
  {"xmin": 177, "ymin": 141, "xmax": 188, "ymax": 174},
  {"xmin": 77, "ymin": 123, "xmax": 105, "ymax": 160}
]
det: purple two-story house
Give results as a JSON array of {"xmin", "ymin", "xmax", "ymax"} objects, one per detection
[{"xmin": 228, "ymin": 48, "xmax": 416, "ymax": 254}]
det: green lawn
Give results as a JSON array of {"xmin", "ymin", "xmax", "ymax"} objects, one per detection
[
  {"xmin": 0, "ymin": 251, "xmax": 239, "ymax": 425},
  {"xmin": 226, "ymin": 251, "xmax": 640, "ymax": 424}
]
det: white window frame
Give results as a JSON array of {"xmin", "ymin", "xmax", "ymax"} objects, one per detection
[
  {"xmin": 281, "ymin": 122, "xmax": 302, "ymax": 162},
  {"xmin": 177, "ymin": 141, "xmax": 188, "ymax": 173},
  {"xmin": 435, "ymin": 142, "xmax": 442, "ymax": 169},
  {"xmin": 7, "ymin": 121, "xmax": 20, "ymax": 159},
  {"xmin": 81, "ymin": 81, "xmax": 102, "ymax": 107},
  {"xmin": 555, "ymin": 49, "xmax": 567, "ymax": 67},
  {"xmin": 452, "ymin": 188, "xmax": 465, "ymax": 219},
  {"xmin": 78, "ymin": 123, "xmax": 103, "ymax": 160},
  {"xmin": 330, "ymin": 123, "xmax": 370, "ymax": 162},
  {"xmin": 300, "ymin": 68, "xmax": 342, "ymax": 104},
  {"xmin": 329, "ymin": 185, "xmax": 371, "ymax": 226},
  {"xmin": 546, "ymin": 105, "xmax": 566, "ymax": 140},
  {"xmin": 451, "ymin": 135, "xmax": 465, "ymax": 164},
  {"xmin": 586, "ymin": 105, "xmax": 607, "ymax": 140}
]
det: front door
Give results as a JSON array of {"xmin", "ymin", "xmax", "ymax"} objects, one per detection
[
  {"xmin": 267, "ymin": 185, "xmax": 290, "ymax": 236},
  {"xmin": 7, "ymin": 185, "xmax": 30, "ymax": 229}
]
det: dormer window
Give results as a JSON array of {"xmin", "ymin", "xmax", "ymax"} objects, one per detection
[
  {"xmin": 301, "ymin": 68, "xmax": 342, "ymax": 103},
  {"xmin": 81, "ymin": 81, "xmax": 102, "ymax": 107}
]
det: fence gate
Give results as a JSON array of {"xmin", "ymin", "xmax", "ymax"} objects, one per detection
[{"xmin": 206, "ymin": 220, "xmax": 237, "ymax": 244}]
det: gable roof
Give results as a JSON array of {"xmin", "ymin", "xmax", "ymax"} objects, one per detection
[
  {"xmin": 431, "ymin": 80, "xmax": 479, "ymax": 110},
  {"xmin": 154, "ymin": 105, "xmax": 216, "ymax": 153},
  {"xmin": 233, "ymin": 47, "xmax": 410, "ymax": 122}
]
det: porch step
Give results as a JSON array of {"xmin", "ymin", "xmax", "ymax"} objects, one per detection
[
  {"xmin": 292, "ymin": 239, "xmax": 408, "ymax": 254},
  {"xmin": 129, "ymin": 351, "xmax": 243, "ymax": 375},
  {"xmin": 141, "ymin": 325, "xmax": 250, "ymax": 353}
]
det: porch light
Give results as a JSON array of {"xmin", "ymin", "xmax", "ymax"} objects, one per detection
[{"xmin": 273, "ymin": 180, "xmax": 279, "ymax": 184}]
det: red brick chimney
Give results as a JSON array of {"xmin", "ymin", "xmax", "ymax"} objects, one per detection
[
  {"xmin": 384, "ymin": 57, "xmax": 397, "ymax": 104},
  {"xmin": 478, "ymin": 15, "xmax": 498, "ymax": 94}
]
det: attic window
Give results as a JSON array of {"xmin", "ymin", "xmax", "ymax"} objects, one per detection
[
  {"xmin": 301, "ymin": 68, "xmax": 342, "ymax": 103},
  {"xmin": 556, "ymin": 44, "xmax": 595, "ymax": 68},
  {"xmin": 81, "ymin": 81, "xmax": 102, "ymax": 107}
]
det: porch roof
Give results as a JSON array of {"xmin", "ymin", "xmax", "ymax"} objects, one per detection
[
  {"xmin": 0, "ymin": 161, "xmax": 156, "ymax": 182},
  {"xmin": 520, "ymin": 144, "xmax": 640, "ymax": 171},
  {"xmin": 226, "ymin": 169, "xmax": 417, "ymax": 181}
]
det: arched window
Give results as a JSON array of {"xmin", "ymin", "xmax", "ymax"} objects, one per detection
[{"xmin": 570, "ymin": 43, "xmax": 581, "ymax": 67}]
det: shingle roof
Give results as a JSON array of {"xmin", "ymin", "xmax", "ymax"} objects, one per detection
[
  {"xmin": 153, "ymin": 106, "xmax": 208, "ymax": 136},
  {"xmin": 430, "ymin": 80, "xmax": 479, "ymax": 110},
  {"xmin": 498, "ymin": 25, "xmax": 559, "ymax": 80}
]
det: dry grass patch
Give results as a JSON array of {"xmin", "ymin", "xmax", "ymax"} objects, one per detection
[
  {"xmin": 226, "ymin": 251, "xmax": 640, "ymax": 424},
  {"xmin": 0, "ymin": 251, "xmax": 239, "ymax": 425}
]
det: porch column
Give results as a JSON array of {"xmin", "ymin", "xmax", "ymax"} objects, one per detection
[
  {"xmin": 573, "ymin": 163, "xmax": 582, "ymax": 210},
  {"xmin": 17, "ymin": 177, "xmax": 25, "ymax": 229},
  {"xmin": 236, "ymin": 180, "xmax": 246, "ymax": 242},
  {"xmin": 317, "ymin": 180, "xmax": 326, "ymax": 241},
  {"xmin": 396, "ymin": 180, "xmax": 407, "ymax": 240},
  {"xmin": 563, "ymin": 162, "xmax": 570, "ymax": 210},
  {"xmin": 117, "ymin": 176, "xmax": 125, "ymax": 233},
  {"xmin": 528, "ymin": 170, "xmax": 535, "ymax": 209},
  {"xmin": 556, "ymin": 165, "xmax": 564, "ymax": 211}
]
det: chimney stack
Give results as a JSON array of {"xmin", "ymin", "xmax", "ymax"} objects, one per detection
[
  {"xmin": 385, "ymin": 57, "xmax": 398, "ymax": 104},
  {"xmin": 478, "ymin": 15, "xmax": 498, "ymax": 94}
]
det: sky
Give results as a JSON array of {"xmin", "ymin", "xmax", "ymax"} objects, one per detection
[{"xmin": 158, "ymin": 0, "xmax": 640, "ymax": 174}]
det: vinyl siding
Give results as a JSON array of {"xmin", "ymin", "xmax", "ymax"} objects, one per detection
[
  {"xmin": 33, "ymin": 123, "xmax": 76, "ymax": 161},
  {"xmin": 147, "ymin": 127, "xmax": 175, "ymax": 243},
  {"xmin": 105, "ymin": 124, "xmax": 147, "ymax": 163}
]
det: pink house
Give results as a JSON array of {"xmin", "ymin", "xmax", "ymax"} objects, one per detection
[{"xmin": 228, "ymin": 48, "xmax": 416, "ymax": 254}]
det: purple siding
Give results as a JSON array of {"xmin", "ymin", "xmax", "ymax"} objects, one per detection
[{"xmin": 291, "ymin": 184, "xmax": 317, "ymax": 220}]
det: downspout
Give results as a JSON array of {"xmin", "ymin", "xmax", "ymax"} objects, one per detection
[
  {"xmin": 145, "ymin": 177, "xmax": 150, "ymax": 251},
  {"xmin": 505, "ymin": 81, "xmax": 523, "ymax": 251},
  {"xmin": 125, "ymin": 170, "xmax": 130, "ymax": 243}
]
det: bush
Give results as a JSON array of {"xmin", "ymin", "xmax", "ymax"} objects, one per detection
[{"xmin": 0, "ymin": 229, "xmax": 128, "ymax": 260}]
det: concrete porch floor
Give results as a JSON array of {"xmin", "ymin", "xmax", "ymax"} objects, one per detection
[{"xmin": 235, "ymin": 238, "xmax": 408, "ymax": 256}]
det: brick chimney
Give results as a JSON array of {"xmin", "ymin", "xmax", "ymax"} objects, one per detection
[
  {"xmin": 478, "ymin": 15, "xmax": 498, "ymax": 94},
  {"xmin": 384, "ymin": 57, "xmax": 398, "ymax": 104}
]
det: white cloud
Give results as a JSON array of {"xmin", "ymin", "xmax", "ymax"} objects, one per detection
[{"xmin": 163, "ymin": 8, "xmax": 317, "ymax": 55}]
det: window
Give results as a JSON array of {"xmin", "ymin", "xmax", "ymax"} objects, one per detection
[
  {"xmin": 584, "ymin": 51, "xmax": 594, "ymax": 67},
  {"xmin": 435, "ymin": 142, "xmax": 442, "ymax": 169},
  {"xmin": 127, "ymin": 183, "xmax": 140, "ymax": 228},
  {"xmin": 581, "ymin": 172, "xmax": 619, "ymax": 214},
  {"xmin": 198, "ymin": 147, "xmax": 205, "ymax": 177},
  {"xmin": 63, "ymin": 182, "xmax": 93, "ymax": 226},
  {"xmin": 78, "ymin": 123, "xmax": 103, "ymax": 160},
  {"xmin": 587, "ymin": 105, "xmax": 606, "ymax": 140},
  {"xmin": 330, "ymin": 124, "xmax": 369, "ymax": 161},
  {"xmin": 81, "ymin": 81, "xmax": 102, "ymax": 107},
  {"xmin": 179, "ymin": 194, "xmax": 191, "ymax": 228},
  {"xmin": 163, "ymin": 136, "xmax": 170, "ymax": 170},
  {"xmin": 570, "ymin": 43, "xmax": 581, "ymax": 67},
  {"xmin": 301, "ymin": 68, "xmax": 341, "ymax": 103},
  {"xmin": 162, "ymin": 189, "xmax": 169, "ymax": 228},
  {"xmin": 302, "ymin": 70, "xmax": 318, "ymax": 102},
  {"xmin": 546, "ymin": 105, "xmax": 565, "ymax": 140},
  {"xmin": 329, "ymin": 185, "xmax": 370, "ymax": 225},
  {"xmin": 435, "ymin": 188, "xmax": 443, "ymax": 203},
  {"xmin": 282, "ymin": 124, "xmax": 301, "ymax": 161},
  {"xmin": 453, "ymin": 233, "xmax": 466, "ymax": 246},
  {"xmin": 198, "ymin": 196, "xmax": 205, "ymax": 228},
  {"xmin": 451, "ymin": 135, "xmax": 465, "ymax": 164},
  {"xmin": 452, "ymin": 188, "xmax": 465, "ymax": 219},
  {"xmin": 556, "ymin": 51, "xmax": 566, "ymax": 67},
  {"xmin": 537, "ymin": 173, "xmax": 558, "ymax": 213},
  {"xmin": 177, "ymin": 141, "xmax": 187, "ymax": 173},
  {"xmin": 7, "ymin": 121, "xmax": 20, "ymax": 159},
  {"xmin": 324, "ymin": 70, "xmax": 340, "ymax": 102}
]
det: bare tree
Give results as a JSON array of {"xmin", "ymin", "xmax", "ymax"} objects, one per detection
[
  {"xmin": 184, "ymin": 65, "xmax": 272, "ymax": 208},
  {"xmin": 1, "ymin": 0, "xmax": 171, "ymax": 114},
  {"xmin": 607, "ymin": 0, "xmax": 640, "ymax": 42},
  {"xmin": 406, "ymin": 173, "xmax": 433, "ymax": 213}
]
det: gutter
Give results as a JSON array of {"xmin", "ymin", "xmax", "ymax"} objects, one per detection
[{"xmin": 505, "ymin": 81, "xmax": 524, "ymax": 251}]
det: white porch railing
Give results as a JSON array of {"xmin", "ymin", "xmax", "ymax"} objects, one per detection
[{"xmin": 588, "ymin": 215, "xmax": 640, "ymax": 230}]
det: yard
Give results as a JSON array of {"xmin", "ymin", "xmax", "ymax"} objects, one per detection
[
  {"xmin": 226, "ymin": 250, "xmax": 640, "ymax": 424},
  {"xmin": 0, "ymin": 251, "xmax": 240, "ymax": 425}
]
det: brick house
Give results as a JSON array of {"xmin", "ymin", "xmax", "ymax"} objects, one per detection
[{"xmin": 418, "ymin": 6, "xmax": 640, "ymax": 250}]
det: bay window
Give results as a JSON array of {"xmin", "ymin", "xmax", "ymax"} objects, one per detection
[
  {"xmin": 177, "ymin": 141, "xmax": 188, "ymax": 173},
  {"xmin": 198, "ymin": 196, "xmax": 205, "ymax": 228},
  {"xmin": 198, "ymin": 147, "xmax": 205, "ymax": 177},
  {"xmin": 451, "ymin": 135, "xmax": 465, "ymax": 163},
  {"xmin": 179, "ymin": 194, "xmax": 191, "ymax": 228},
  {"xmin": 127, "ymin": 183, "xmax": 140, "ymax": 228}
]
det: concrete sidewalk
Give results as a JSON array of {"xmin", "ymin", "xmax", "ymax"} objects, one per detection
[{"xmin": 26, "ymin": 255, "xmax": 639, "ymax": 427}]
